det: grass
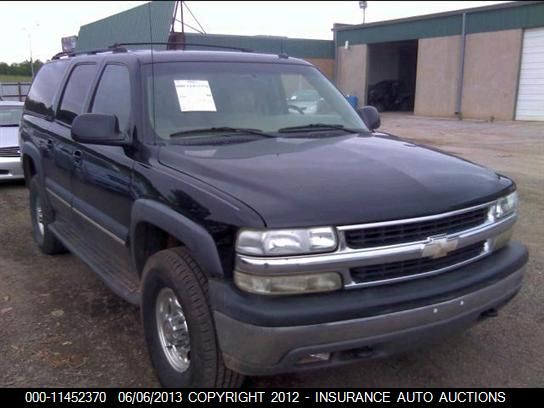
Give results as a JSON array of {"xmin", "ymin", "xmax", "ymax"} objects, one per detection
[{"xmin": 0, "ymin": 74, "xmax": 32, "ymax": 83}]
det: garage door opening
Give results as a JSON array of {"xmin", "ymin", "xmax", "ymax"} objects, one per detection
[{"xmin": 366, "ymin": 40, "xmax": 418, "ymax": 113}]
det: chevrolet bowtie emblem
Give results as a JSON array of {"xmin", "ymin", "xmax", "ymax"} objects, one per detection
[{"xmin": 422, "ymin": 236, "xmax": 459, "ymax": 259}]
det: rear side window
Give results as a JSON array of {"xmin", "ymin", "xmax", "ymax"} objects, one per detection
[
  {"xmin": 24, "ymin": 61, "xmax": 69, "ymax": 117},
  {"xmin": 57, "ymin": 64, "xmax": 97, "ymax": 125},
  {"xmin": 91, "ymin": 65, "xmax": 131, "ymax": 132}
]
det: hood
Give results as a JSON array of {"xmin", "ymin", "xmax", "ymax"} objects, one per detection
[
  {"xmin": 158, "ymin": 134, "xmax": 512, "ymax": 228},
  {"xmin": 0, "ymin": 126, "xmax": 19, "ymax": 148}
]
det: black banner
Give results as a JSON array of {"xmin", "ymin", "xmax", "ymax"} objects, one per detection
[{"xmin": 0, "ymin": 388, "xmax": 541, "ymax": 407}]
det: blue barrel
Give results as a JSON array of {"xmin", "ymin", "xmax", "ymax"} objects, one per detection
[{"xmin": 346, "ymin": 95, "xmax": 359, "ymax": 109}]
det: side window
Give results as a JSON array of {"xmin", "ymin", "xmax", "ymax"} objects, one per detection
[
  {"xmin": 57, "ymin": 64, "xmax": 97, "ymax": 125},
  {"xmin": 24, "ymin": 61, "xmax": 69, "ymax": 117},
  {"xmin": 91, "ymin": 65, "xmax": 131, "ymax": 131}
]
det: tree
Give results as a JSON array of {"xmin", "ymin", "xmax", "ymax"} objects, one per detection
[{"xmin": 0, "ymin": 60, "xmax": 43, "ymax": 77}]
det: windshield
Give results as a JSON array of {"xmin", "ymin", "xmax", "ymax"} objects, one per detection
[
  {"xmin": 144, "ymin": 61, "xmax": 367, "ymax": 141},
  {"xmin": 0, "ymin": 105, "xmax": 23, "ymax": 126}
]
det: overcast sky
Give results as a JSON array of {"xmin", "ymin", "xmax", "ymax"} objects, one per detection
[{"xmin": 0, "ymin": 1, "xmax": 510, "ymax": 64}]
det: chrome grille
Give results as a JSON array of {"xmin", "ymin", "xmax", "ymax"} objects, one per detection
[
  {"xmin": 350, "ymin": 241, "xmax": 486, "ymax": 284},
  {"xmin": 235, "ymin": 199, "xmax": 517, "ymax": 291},
  {"xmin": 0, "ymin": 146, "xmax": 20, "ymax": 157},
  {"xmin": 344, "ymin": 207, "xmax": 488, "ymax": 249}
]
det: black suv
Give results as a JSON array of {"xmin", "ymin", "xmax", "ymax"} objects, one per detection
[{"xmin": 19, "ymin": 48, "xmax": 528, "ymax": 388}]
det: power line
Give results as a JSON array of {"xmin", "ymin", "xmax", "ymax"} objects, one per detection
[
  {"xmin": 183, "ymin": 1, "xmax": 206, "ymax": 34},
  {"xmin": 175, "ymin": 18, "xmax": 204, "ymax": 34}
]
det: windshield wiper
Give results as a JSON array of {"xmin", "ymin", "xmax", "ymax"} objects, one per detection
[
  {"xmin": 170, "ymin": 126, "xmax": 276, "ymax": 138},
  {"xmin": 277, "ymin": 123, "xmax": 365, "ymax": 134}
]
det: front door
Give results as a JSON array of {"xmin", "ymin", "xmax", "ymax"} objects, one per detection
[{"xmin": 70, "ymin": 63, "xmax": 136, "ymax": 290}]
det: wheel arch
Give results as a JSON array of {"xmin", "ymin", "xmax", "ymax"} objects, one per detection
[{"xmin": 131, "ymin": 199, "xmax": 225, "ymax": 280}]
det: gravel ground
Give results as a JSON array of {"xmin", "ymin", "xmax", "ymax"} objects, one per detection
[{"xmin": 1, "ymin": 113, "xmax": 543, "ymax": 387}]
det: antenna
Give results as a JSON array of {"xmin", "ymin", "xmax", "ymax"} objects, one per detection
[
  {"xmin": 148, "ymin": 3, "xmax": 156, "ymax": 141},
  {"xmin": 169, "ymin": 1, "xmax": 207, "ymax": 49}
]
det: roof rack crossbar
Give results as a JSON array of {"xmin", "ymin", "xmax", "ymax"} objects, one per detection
[{"xmin": 110, "ymin": 41, "xmax": 253, "ymax": 53}]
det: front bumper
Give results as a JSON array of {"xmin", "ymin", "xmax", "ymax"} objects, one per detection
[
  {"xmin": 211, "ymin": 241, "xmax": 527, "ymax": 376},
  {"xmin": 0, "ymin": 156, "xmax": 23, "ymax": 180}
]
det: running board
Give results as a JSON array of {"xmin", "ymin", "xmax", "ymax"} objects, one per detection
[{"xmin": 50, "ymin": 220, "xmax": 141, "ymax": 305}]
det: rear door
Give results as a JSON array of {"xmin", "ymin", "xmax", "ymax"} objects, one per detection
[
  {"xmin": 70, "ymin": 62, "xmax": 137, "ymax": 289},
  {"xmin": 20, "ymin": 60, "xmax": 68, "ymax": 202},
  {"xmin": 45, "ymin": 63, "xmax": 98, "ymax": 221}
]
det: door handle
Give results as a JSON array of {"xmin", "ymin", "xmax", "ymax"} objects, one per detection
[
  {"xmin": 40, "ymin": 139, "xmax": 54, "ymax": 150},
  {"xmin": 73, "ymin": 150, "xmax": 82, "ymax": 164}
]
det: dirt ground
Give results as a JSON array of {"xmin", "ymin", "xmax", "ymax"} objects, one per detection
[{"xmin": 1, "ymin": 113, "xmax": 543, "ymax": 387}]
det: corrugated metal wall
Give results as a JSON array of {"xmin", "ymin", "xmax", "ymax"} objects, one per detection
[{"xmin": 76, "ymin": 1, "xmax": 176, "ymax": 52}]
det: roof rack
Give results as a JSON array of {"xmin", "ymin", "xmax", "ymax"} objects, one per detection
[
  {"xmin": 110, "ymin": 41, "xmax": 253, "ymax": 53},
  {"xmin": 50, "ymin": 41, "xmax": 253, "ymax": 61},
  {"xmin": 51, "ymin": 45, "xmax": 128, "ymax": 60}
]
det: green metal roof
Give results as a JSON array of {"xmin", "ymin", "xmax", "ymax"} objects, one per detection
[
  {"xmin": 336, "ymin": 1, "xmax": 544, "ymax": 45},
  {"xmin": 76, "ymin": 1, "xmax": 176, "ymax": 52}
]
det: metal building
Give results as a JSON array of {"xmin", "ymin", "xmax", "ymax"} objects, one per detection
[
  {"xmin": 75, "ymin": 1, "xmax": 334, "ymax": 78},
  {"xmin": 334, "ymin": 1, "xmax": 544, "ymax": 121}
]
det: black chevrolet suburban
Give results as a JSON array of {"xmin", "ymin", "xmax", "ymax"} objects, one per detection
[{"xmin": 19, "ymin": 47, "xmax": 528, "ymax": 388}]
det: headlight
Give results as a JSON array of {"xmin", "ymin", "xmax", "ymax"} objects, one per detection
[
  {"xmin": 236, "ymin": 227, "xmax": 337, "ymax": 256},
  {"xmin": 234, "ymin": 271, "xmax": 342, "ymax": 295},
  {"xmin": 492, "ymin": 191, "xmax": 518, "ymax": 220}
]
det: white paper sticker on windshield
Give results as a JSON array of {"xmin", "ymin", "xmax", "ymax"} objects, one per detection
[{"xmin": 174, "ymin": 80, "xmax": 217, "ymax": 112}]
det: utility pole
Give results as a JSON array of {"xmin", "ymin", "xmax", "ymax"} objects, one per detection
[
  {"xmin": 22, "ymin": 23, "xmax": 39, "ymax": 79},
  {"xmin": 359, "ymin": 1, "xmax": 368, "ymax": 24},
  {"xmin": 169, "ymin": 1, "xmax": 207, "ymax": 50}
]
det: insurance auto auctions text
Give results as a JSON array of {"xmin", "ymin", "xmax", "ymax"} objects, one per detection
[{"xmin": 182, "ymin": 391, "xmax": 506, "ymax": 404}]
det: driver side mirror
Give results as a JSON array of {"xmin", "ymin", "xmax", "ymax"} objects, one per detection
[
  {"xmin": 71, "ymin": 113, "xmax": 130, "ymax": 146},
  {"xmin": 357, "ymin": 106, "xmax": 381, "ymax": 131}
]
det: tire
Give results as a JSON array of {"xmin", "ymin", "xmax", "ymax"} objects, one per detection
[
  {"xmin": 29, "ymin": 176, "xmax": 67, "ymax": 255},
  {"xmin": 141, "ymin": 247, "xmax": 244, "ymax": 388}
]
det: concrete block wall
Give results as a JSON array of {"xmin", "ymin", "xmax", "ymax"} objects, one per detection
[
  {"xmin": 414, "ymin": 30, "xmax": 523, "ymax": 120},
  {"xmin": 336, "ymin": 44, "xmax": 368, "ymax": 103},
  {"xmin": 414, "ymin": 35, "xmax": 461, "ymax": 118},
  {"xmin": 306, "ymin": 58, "xmax": 335, "ymax": 79},
  {"xmin": 461, "ymin": 29, "xmax": 523, "ymax": 121}
]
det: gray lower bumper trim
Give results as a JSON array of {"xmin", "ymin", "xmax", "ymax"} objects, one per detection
[
  {"xmin": 214, "ymin": 266, "xmax": 524, "ymax": 375},
  {"xmin": 0, "ymin": 157, "xmax": 23, "ymax": 180}
]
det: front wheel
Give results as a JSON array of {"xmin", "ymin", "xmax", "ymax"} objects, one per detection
[{"xmin": 141, "ymin": 247, "xmax": 244, "ymax": 388}]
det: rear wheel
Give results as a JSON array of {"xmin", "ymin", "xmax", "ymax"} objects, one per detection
[
  {"xmin": 141, "ymin": 247, "xmax": 244, "ymax": 388},
  {"xmin": 29, "ymin": 176, "xmax": 66, "ymax": 255}
]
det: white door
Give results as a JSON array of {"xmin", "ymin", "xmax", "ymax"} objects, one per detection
[{"xmin": 516, "ymin": 28, "xmax": 544, "ymax": 121}]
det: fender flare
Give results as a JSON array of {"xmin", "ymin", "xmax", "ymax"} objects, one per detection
[
  {"xmin": 20, "ymin": 141, "xmax": 44, "ymax": 185},
  {"xmin": 130, "ymin": 199, "xmax": 224, "ymax": 279}
]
